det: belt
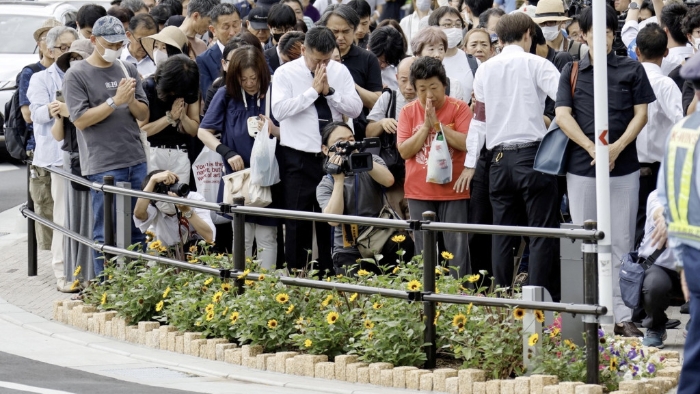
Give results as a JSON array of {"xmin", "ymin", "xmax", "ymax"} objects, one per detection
[
  {"xmin": 492, "ymin": 141, "xmax": 540, "ymax": 151},
  {"xmin": 153, "ymin": 145, "xmax": 187, "ymax": 152},
  {"xmin": 281, "ymin": 145, "xmax": 325, "ymax": 158}
]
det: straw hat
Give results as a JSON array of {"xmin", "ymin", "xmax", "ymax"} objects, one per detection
[
  {"xmin": 532, "ymin": 0, "xmax": 572, "ymax": 24},
  {"xmin": 33, "ymin": 18, "xmax": 63, "ymax": 42},
  {"xmin": 140, "ymin": 26, "xmax": 188, "ymax": 61},
  {"xmin": 56, "ymin": 39, "xmax": 94, "ymax": 72}
]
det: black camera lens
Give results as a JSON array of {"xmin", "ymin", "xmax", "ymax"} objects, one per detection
[{"xmin": 169, "ymin": 183, "xmax": 190, "ymax": 197}]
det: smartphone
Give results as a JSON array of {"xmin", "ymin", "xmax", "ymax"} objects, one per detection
[{"xmin": 55, "ymin": 90, "xmax": 64, "ymax": 103}]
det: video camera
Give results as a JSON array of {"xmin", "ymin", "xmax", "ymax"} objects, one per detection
[
  {"xmin": 324, "ymin": 137, "xmax": 381, "ymax": 175},
  {"xmin": 154, "ymin": 182, "xmax": 190, "ymax": 197}
]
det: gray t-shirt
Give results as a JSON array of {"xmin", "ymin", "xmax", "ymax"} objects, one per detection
[
  {"xmin": 316, "ymin": 155, "xmax": 386, "ymax": 255},
  {"xmin": 63, "ymin": 60, "xmax": 148, "ymax": 176}
]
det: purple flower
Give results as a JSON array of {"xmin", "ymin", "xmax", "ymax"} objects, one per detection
[
  {"xmin": 641, "ymin": 349, "xmax": 645, "ymax": 358},
  {"xmin": 660, "ymin": 356, "xmax": 665, "ymax": 362},
  {"xmin": 628, "ymin": 349, "xmax": 638, "ymax": 359},
  {"xmin": 598, "ymin": 328, "xmax": 605, "ymax": 338},
  {"xmin": 599, "ymin": 345, "xmax": 605, "ymax": 353},
  {"xmin": 647, "ymin": 363, "xmax": 656, "ymax": 374},
  {"xmin": 633, "ymin": 365, "xmax": 639, "ymax": 377}
]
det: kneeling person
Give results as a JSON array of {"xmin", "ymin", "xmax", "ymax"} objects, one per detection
[{"xmin": 134, "ymin": 170, "xmax": 215, "ymax": 247}]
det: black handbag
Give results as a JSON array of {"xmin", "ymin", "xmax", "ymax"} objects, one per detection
[
  {"xmin": 378, "ymin": 88, "xmax": 405, "ymax": 180},
  {"xmin": 619, "ymin": 247, "xmax": 666, "ymax": 309}
]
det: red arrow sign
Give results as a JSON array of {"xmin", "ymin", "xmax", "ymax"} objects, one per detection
[{"xmin": 599, "ymin": 130, "xmax": 608, "ymax": 146}]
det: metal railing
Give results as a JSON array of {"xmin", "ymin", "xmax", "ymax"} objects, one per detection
[{"xmin": 23, "ymin": 165, "xmax": 606, "ymax": 383}]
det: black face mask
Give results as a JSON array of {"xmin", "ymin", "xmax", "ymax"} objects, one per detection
[{"xmin": 273, "ymin": 32, "xmax": 284, "ymax": 43}]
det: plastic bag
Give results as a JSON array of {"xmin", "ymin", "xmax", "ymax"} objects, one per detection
[
  {"xmin": 425, "ymin": 129, "xmax": 452, "ymax": 184},
  {"xmin": 249, "ymin": 119, "xmax": 280, "ymax": 187},
  {"xmin": 191, "ymin": 146, "xmax": 229, "ymax": 224}
]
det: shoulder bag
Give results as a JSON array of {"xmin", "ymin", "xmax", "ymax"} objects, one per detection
[
  {"xmin": 378, "ymin": 88, "xmax": 405, "ymax": 180},
  {"xmin": 619, "ymin": 247, "xmax": 666, "ymax": 309},
  {"xmin": 533, "ymin": 61, "xmax": 578, "ymax": 176}
]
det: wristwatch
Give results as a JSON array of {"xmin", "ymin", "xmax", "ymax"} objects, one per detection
[
  {"xmin": 628, "ymin": 2, "xmax": 639, "ymax": 10},
  {"xmin": 324, "ymin": 87, "xmax": 335, "ymax": 97},
  {"xmin": 106, "ymin": 97, "xmax": 117, "ymax": 109},
  {"xmin": 183, "ymin": 209, "xmax": 193, "ymax": 219}
]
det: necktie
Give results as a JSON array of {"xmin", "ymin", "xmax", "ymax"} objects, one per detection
[{"xmin": 311, "ymin": 72, "xmax": 333, "ymax": 133}]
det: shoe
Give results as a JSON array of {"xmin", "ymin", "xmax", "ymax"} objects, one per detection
[
  {"xmin": 614, "ymin": 321, "xmax": 644, "ymax": 338},
  {"xmin": 666, "ymin": 319, "xmax": 681, "ymax": 329},
  {"xmin": 643, "ymin": 327, "xmax": 667, "ymax": 348},
  {"xmin": 56, "ymin": 278, "xmax": 79, "ymax": 294},
  {"xmin": 681, "ymin": 302, "xmax": 690, "ymax": 314}
]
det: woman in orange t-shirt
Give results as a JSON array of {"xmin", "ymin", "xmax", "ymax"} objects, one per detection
[{"xmin": 396, "ymin": 56, "xmax": 472, "ymax": 278}]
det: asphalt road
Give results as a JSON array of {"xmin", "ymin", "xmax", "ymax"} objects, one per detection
[
  {"xmin": 0, "ymin": 151, "xmax": 26, "ymax": 212},
  {"xmin": 0, "ymin": 351, "xmax": 197, "ymax": 394}
]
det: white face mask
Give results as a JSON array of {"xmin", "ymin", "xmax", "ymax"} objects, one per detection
[
  {"xmin": 694, "ymin": 37, "xmax": 700, "ymax": 51},
  {"xmin": 416, "ymin": 0, "xmax": 431, "ymax": 12},
  {"xmin": 153, "ymin": 49, "xmax": 168, "ymax": 65},
  {"xmin": 542, "ymin": 26, "xmax": 560, "ymax": 42},
  {"xmin": 96, "ymin": 40, "xmax": 122, "ymax": 63},
  {"xmin": 155, "ymin": 201, "xmax": 177, "ymax": 216},
  {"xmin": 444, "ymin": 28, "xmax": 463, "ymax": 49}
]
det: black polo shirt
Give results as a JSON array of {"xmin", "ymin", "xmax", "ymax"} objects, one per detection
[{"xmin": 556, "ymin": 51, "xmax": 656, "ymax": 178}]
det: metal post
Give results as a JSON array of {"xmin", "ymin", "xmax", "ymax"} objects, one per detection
[
  {"xmin": 583, "ymin": 220, "xmax": 599, "ymax": 384},
  {"xmin": 422, "ymin": 211, "xmax": 437, "ymax": 369},
  {"xmin": 103, "ymin": 176, "xmax": 115, "ymax": 262},
  {"xmin": 115, "ymin": 181, "xmax": 132, "ymax": 266},
  {"xmin": 232, "ymin": 197, "xmax": 246, "ymax": 293},
  {"xmin": 27, "ymin": 164, "xmax": 37, "ymax": 276}
]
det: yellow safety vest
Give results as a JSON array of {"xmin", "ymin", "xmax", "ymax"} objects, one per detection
[{"xmin": 666, "ymin": 113, "xmax": 700, "ymax": 241}]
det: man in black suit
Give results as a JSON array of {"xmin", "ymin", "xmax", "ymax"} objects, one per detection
[{"xmin": 196, "ymin": 3, "xmax": 242, "ymax": 98}]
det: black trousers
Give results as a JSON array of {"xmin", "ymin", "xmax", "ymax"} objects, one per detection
[
  {"xmin": 489, "ymin": 145, "xmax": 560, "ymax": 300},
  {"xmin": 280, "ymin": 146, "xmax": 332, "ymax": 273},
  {"xmin": 635, "ymin": 162, "xmax": 661, "ymax": 248},
  {"xmin": 468, "ymin": 148, "xmax": 493, "ymax": 276},
  {"xmin": 642, "ymin": 264, "xmax": 682, "ymax": 330}
]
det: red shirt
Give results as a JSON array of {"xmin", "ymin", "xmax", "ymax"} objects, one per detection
[{"xmin": 397, "ymin": 96, "xmax": 471, "ymax": 200}]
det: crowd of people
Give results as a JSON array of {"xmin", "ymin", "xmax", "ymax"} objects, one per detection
[{"xmin": 13, "ymin": 0, "xmax": 700, "ymax": 364}]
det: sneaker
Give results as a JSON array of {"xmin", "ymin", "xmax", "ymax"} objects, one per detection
[
  {"xmin": 56, "ymin": 278, "xmax": 79, "ymax": 293},
  {"xmin": 681, "ymin": 301, "xmax": 690, "ymax": 314},
  {"xmin": 643, "ymin": 327, "xmax": 667, "ymax": 349}
]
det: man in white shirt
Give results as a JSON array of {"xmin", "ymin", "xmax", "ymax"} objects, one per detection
[
  {"xmin": 400, "ymin": 0, "xmax": 431, "ymax": 55},
  {"xmin": 454, "ymin": 12, "xmax": 562, "ymax": 300},
  {"xmin": 634, "ymin": 24, "xmax": 684, "ymax": 245},
  {"xmin": 271, "ymin": 27, "xmax": 362, "ymax": 272},
  {"xmin": 120, "ymin": 14, "xmax": 158, "ymax": 78}
]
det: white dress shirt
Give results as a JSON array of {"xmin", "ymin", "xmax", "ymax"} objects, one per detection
[
  {"xmin": 120, "ymin": 44, "xmax": 156, "ymax": 78},
  {"xmin": 637, "ymin": 62, "xmax": 684, "ymax": 164},
  {"xmin": 381, "ymin": 65, "xmax": 398, "ymax": 91},
  {"xmin": 27, "ymin": 63, "xmax": 64, "ymax": 168},
  {"xmin": 661, "ymin": 45, "xmax": 694, "ymax": 75},
  {"xmin": 464, "ymin": 45, "xmax": 560, "ymax": 168},
  {"xmin": 400, "ymin": 11, "xmax": 431, "ymax": 56},
  {"xmin": 271, "ymin": 57, "xmax": 363, "ymax": 153},
  {"xmin": 217, "ymin": 40, "xmax": 224, "ymax": 54},
  {"xmin": 367, "ymin": 89, "xmax": 411, "ymax": 122}
]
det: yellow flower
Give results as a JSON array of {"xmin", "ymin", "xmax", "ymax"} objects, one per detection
[
  {"xmin": 221, "ymin": 283, "xmax": 232, "ymax": 292},
  {"xmin": 195, "ymin": 321, "xmax": 200, "ymax": 326},
  {"xmin": 73, "ymin": 265, "xmax": 81, "ymax": 277},
  {"xmin": 549, "ymin": 327, "xmax": 561, "ymax": 338},
  {"xmin": 267, "ymin": 319, "xmax": 278, "ymax": 329},
  {"xmin": 204, "ymin": 277, "xmax": 213, "ymax": 286},
  {"xmin": 158, "ymin": 246, "xmax": 167, "ymax": 253},
  {"xmin": 435, "ymin": 268, "xmax": 442, "ymax": 275},
  {"xmin": 372, "ymin": 302, "xmax": 382, "ymax": 310},
  {"xmin": 155, "ymin": 300, "xmax": 164, "ymax": 312},
  {"xmin": 206, "ymin": 311, "xmax": 215, "ymax": 321},
  {"xmin": 528, "ymin": 333, "xmax": 539, "ymax": 347},
  {"xmin": 296, "ymin": 316, "xmax": 305, "ymax": 325},
  {"xmin": 564, "ymin": 339, "xmax": 576, "ymax": 350},
  {"xmin": 237, "ymin": 269, "xmax": 250, "ymax": 279},
  {"xmin": 205, "ymin": 303, "xmax": 215, "ymax": 313},
  {"xmin": 441, "ymin": 251, "xmax": 454, "ymax": 260},
  {"xmin": 321, "ymin": 295, "xmax": 333, "ymax": 307},
  {"xmin": 407, "ymin": 280, "xmax": 422, "ymax": 291},
  {"xmin": 276, "ymin": 293, "xmax": 290, "ymax": 304},
  {"xmin": 391, "ymin": 234, "xmax": 406, "ymax": 243},
  {"xmin": 70, "ymin": 279, "xmax": 80, "ymax": 291},
  {"xmin": 145, "ymin": 230, "xmax": 155, "ymax": 241},
  {"xmin": 357, "ymin": 269, "xmax": 370, "ymax": 277},
  {"xmin": 364, "ymin": 320, "xmax": 374, "ymax": 330},
  {"xmin": 221, "ymin": 307, "xmax": 228, "ymax": 317},
  {"xmin": 326, "ymin": 277, "xmax": 331, "ymax": 282},
  {"xmin": 258, "ymin": 274, "xmax": 265, "ymax": 281},
  {"xmin": 368, "ymin": 331, "xmax": 374, "ymax": 340},
  {"xmin": 534, "ymin": 310, "xmax": 545, "ymax": 323},
  {"xmin": 466, "ymin": 302, "xmax": 473, "ymax": 315},
  {"xmin": 326, "ymin": 311, "xmax": 339, "ymax": 325},
  {"xmin": 466, "ymin": 274, "xmax": 480, "ymax": 283},
  {"xmin": 336, "ymin": 274, "xmax": 343, "ymax": 278},
  {"xmin": 452, "ymin": 314, "xmax": 467, "ymax": 332},
  {"xmin": 286, "ymin": 304, "xmax": 295, "ymax": 314},
  {"xmin": 162, "ymin": 286, "xmax": 171, "ymax": 298},
  {"xmin": 148, "ymin": 240, "xmax": 162, "ymax": 250},
  {"xmin": 349, "ymin": 293, "xmax": 358, "ymax": 302},
  {"xmin": 189, "ymin": 245, "xmax": 198, "ymax": 253},
  {"xmin": 392, "ymin": 266, "xmax": 400, "ymax": 274},
  {"xmin": 216, "ymin": 253, "xmax": 224, "ymax": 258},
  {"xmin": 101, "ymin": 292, "xmax": 107, "ymax": 305},
  {"xmin": 434, "ymin": 311, "xmax": 440, "ymax": 325},
  {"xmin": 513, "ymin": 308, "xmax": 525, "ymax": 320},
  {"xmin": 610, "ymin": 356, "xmax": 618, "ymax": 371},
  {"xmin": 230, "ymin": 311, "xmax": 239, "ymax": 324},
  {"xmin": 212, "ymin": 291, "xmax": 223, "ymax": 303},
  {"xmin": 245, "ymin": 280, "xmax": 254, "ymax": 286},
  {"xmin": 304, "ymin": 339, "xmax": 313, "ymax": 348},
  {"xmin": 188, "ymin": 258, "xmax": 198, "ymax": 264}
]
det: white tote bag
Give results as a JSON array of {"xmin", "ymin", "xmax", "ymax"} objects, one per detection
[
  {"xmin": 191, "ymin": 146, "xmax": 229, "ymax": 224},
  {"xmin": 222, "ymin": 169, "xmax": 272, "ymax": 208},
  {"xmin": 425, "ymin": 128, "xmax": 452, "ymax": 184}
]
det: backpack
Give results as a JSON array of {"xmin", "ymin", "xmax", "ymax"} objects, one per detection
[
  {"xmin": 568, "ymin": 41, "xmax": 582, "ymax": 61},
  {"xmin": 466, "ymin": 54, "xmax": 479, "ymax": 77},
  {"xmin": 4, "ymin": 63, "xmax": 42, "ymax": 161},
  {"xmin": 378, "ymin": 88, "xmax": 405, "ymax": 180}
]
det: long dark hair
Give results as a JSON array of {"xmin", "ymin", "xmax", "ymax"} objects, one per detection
[
  {"xmin": 225, "ymin": 46, "xmax": 271, "ymax": 102},
  {"xmin": 154, "ymin": 54, "xmax": 200, "ymax": 104}
]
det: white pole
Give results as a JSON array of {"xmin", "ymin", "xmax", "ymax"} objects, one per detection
[{"xmin": 592, "ymin": 0, "xmax": 614, "ymax": 324}]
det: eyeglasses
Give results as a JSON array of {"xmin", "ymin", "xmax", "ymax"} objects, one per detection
[
  {"xmin": 439, "ymin": 21, "xmax": 463, "ymax": 29},
  {"xmin": 53, "ymin": 44, "xmax": 71, "ymax": 52}
]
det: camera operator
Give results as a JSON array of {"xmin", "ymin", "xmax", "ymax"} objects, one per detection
[
  {"xmin": 134, "ymin": 170, "xmax": 215, "ymax": 247},
  {"xmin": 316, "ymin": 122, "xmax": 395, "ymax": 276}
]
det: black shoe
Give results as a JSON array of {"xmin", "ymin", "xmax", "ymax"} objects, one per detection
[
  {"xmin": 614, "ymin": 322, "xmax": 644, "ymax": 338},
  {"xmin": 681, "ymin": 302, "xmax": 690, "ymax": 314},
  {"xmin": 667, "ymin": 319, "xmax": 681, "ymax": 329}
]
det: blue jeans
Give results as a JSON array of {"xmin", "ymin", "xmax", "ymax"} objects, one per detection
[
  {"xmin": 677, "ymin": 244, "xmax": 700, "ymax": 394},
  {"xmin": 86, "ymin": 163, "xmax": 147, "ymax": 277}
]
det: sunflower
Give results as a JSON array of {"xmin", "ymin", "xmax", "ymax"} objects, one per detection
[
  {"xmin": 304, "ymin": 339, "xmax": 313, "ymax": 348},
  {"xmin": 245, "ymin": 280, "xmax": 255, "ymax": 286},
  {"xmin": 528, "ymin": 333, "xmax": 539, "ymax": 347},
  {"xmin": 148, "ymin": 240, "xmax": 163, "ymax": 250},
  {"xmin": 407, "ymin": 280, "xmax": 422, "ymax": 291},
  {"xmin": 205, "ymin": 303, "xmax": 215, "ymax": 313},
  {"xmin": 392, "ymin": 266, "xmax": 400, "ymax": 274},
  {"xmin": 189, "ymin": 245, "xmax": 198, "ymax": 253},
  {"xmin": 321, "ymin": 295, "xmax": 333, "ymax": 307},
  {"xmin": 466, "ymin": 274, "xmax": 480, "ymax": 283},
  {"xmin": 564, "ymin": 339, "xmax": 576, "ymax": 350},
  {"xmin": 155, "ymin": 300, "xmax": 164, "ymax": 312},
  {"xmin": 336, "ymin": 274, "xmax": 343, "ymax": 278},
  {"xmin": 276, "ymin": 293, "xmax": 290, "ymax": 304},
  {"xmin": 610, "ymin": 356, "xmax": 618, "ymax": 371},
  {"xmin": 73, "ymin": 265, "xmax": 81, "ymax": 277},
  {"xmin": 367, "ymin": 331, "xmax": 374, "ymax": 340},
  {"xmin": 513, "ymin": 308, "xmax": 525, "ymax": 320},
  {"xmin": 372, "ymin": 302, "xmax": 382, "ymax": 310},
  {"xmin": 391, "ymin": 234, "xmax": 406, "ymax": 243},
  {"xmin": 201, "ymin": 286, "xmax": 208, "ymax": 292},
  {"xmin": 349, "ymin": 293, "xmax": 358, "ymax": 302},
  {"xmin": 188, "ymin": 258, "xmax": 199, "ymax": 264},
  {"xmin": 364, "ymin": 320, "xmax": 374, "ymax": 330},
  {"xmin": 268, "ymin": 319, "xmax": 278, "ymax": 329},
  {"xmin": 70, "ymin": 279, "xmax": 80, "ymax": 291},
  {"xmin": 549, "ymin": 327, "xmax": 560, "ymax": 338},
  {"xmin": 212, "ymin": 291, "xmax": 223, "ymax": 303},
  {"xmin": 534, "ymin": 310, "xmax": 545, "ymax": 323},
  {"xmin": 204, "ymin": 277, "xmax": 213, "ymax": 286},
  {"xmin": 357, "ymin": 269, "xmax": 370, "ymax": 277},
  {"xmin": 441, "ymin": 251, "xmax": 454, "ymax": 260},
  {"xmin": 258, "ymin": 274, "xmax": 265, "ymax": 281},
  {"xmin": 162, "ymin": 286, "xmax": 171, "ymax": 298},
  {"xmin": 466, "ymin": 302, "xmax": 474, "ymax": 315},
  {"xmin": 101, "ymin": 292, "xmax": 107, "ymax": 305},
  {"xmin": 145, "ymin": 230, "xmax": 155, "ymax": 242},
  {"xmin": 230, "ymin": 311, "xmax": 239, "ymax": 324},
  {"xmin": 221, "ymin": 283, "xmax": 232, "ymax": 292},
  {"xmin": 286, "ymin": 304, "xmax": 295, "ymax": 314},
  {"xmin": 237, "ymin": 269, "xmax": 250, "ymax": 279},
  {"xmin": 326, "ymin": 311, "xmax": 339, "ymax": 325},
  {"xmin": 296, "ymin": 316, "xmax": 305, "ymax": 325},
  {"xmin": 452, "ymin": 314, "xmax": 467, "ymax": 331},
  {"xmin": 206, "ymin": 311, "xmax": 215, "ymax": 321}
]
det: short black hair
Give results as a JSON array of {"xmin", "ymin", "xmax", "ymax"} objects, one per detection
[
  {"xmin": 278, "ymin": 31, "xmax": 305, "ymax": 59},
  {"xmin": 142, "ymin": 169, "xmax": 166, "ymax": 189},
  {"xmin": 108, "ymin": 6, "xmax": 134, "ymax": 24},
  {"xmin": 428, "ymin": 6, "xmax": 465, "ymax": 27},
  {"xmin": 495, "ymin": 12, "xmax": 534, "ymax": 44},
  {"xmin": 304, "ymin": 27, "xmax": 338, "ymax": 54},
  {"xmin": 161, "ymin": 0, "xmax": 182, "ymax": 18},
  {"xmin": 637, "ymin": 23, "xmax": 668, "ymax": 59},
  {"xmin": 321, "ymin": 121, "xmax": 352, "ymax": 146},
  {"xmin": 320, "ymin": 4, "xmax": 360, "ymax": 30},
  {"xmin": 187, "ymin": 0, "xmax": 220, "ymax": 17},
  {"xmin": 129, "ymin": 13, "xmax": 158, "ymax": 32},
  {"xmin": 222, "ymin": 36, "xmax": 247, "ymax": 60},
  {"xmin": 641, "ymin": 0, "xmax": 655, "ymax": 16},
  {"xmin": 268, "ymin": 3, "xmax": 297, "ymax": 29},
  {"xmin": 154, "ymin": 54, "xmax": 200, "ymax": 104},
  {"xmin": 368, "ymin": 26, "xmax": 405, "ymax": 66},
  {"xmin": 565, "ymin": 14, "xmax": 580, "ymax": 35},
  {"xmin": 121, "ymin": 0, "xmax": 147, "ymax": 14},
  {"xmin": 347, "ymin": 0, "xmax": 371, "ymax": 19},
  {"xmin": 465, "ymin": 0, "xmax": 492, "ymax": 17},
  {"xmin": 77, "ymin": 4, "xmax": 107, "ymax": 29},
  {"xmin": 150, "ymin": 4, "xmax": 172, "ymax": 25},
  {"xmin": 683, "ymin": 5, "xmax": 700, "ymax": 37},
  {"xmin": 478, "ymin": 7, "xmax": 504, "ymax": 28},
  {"xmin": 409, "ymin": 56, "xmax": 447, "ymax": 89},
  {"xmin": 579, "ymin": 5, "xmax": 618, "ymax": 34},
  {"xmin": 208, "ymin": 3, "xmax": 239, "ymax": 24},
  {"xmin": 661, "ymin": 2, "xmax": 689, "ymax": 45}
]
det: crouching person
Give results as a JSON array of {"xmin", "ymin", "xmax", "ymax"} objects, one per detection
[
  {"xmin": 316, "ymin": 122, "xmax": 395, "ymax": 276},
  {"xmin": 134, "ymin": 170, "xmax": 215, "ymax": 252}
]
